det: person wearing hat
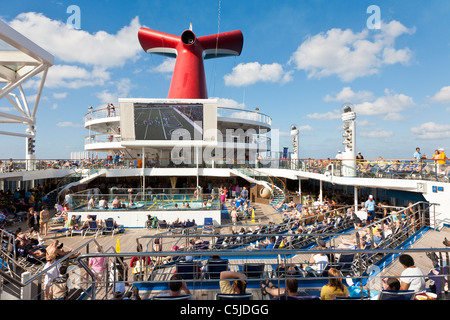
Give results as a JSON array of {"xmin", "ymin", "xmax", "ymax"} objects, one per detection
[
  {"xmin": 365, "ymin": 195, "xmax": 376, "ymax": 223},
  {"xmin": 335, "ymin": 151, "xmax": 343, "ymax": 160}
]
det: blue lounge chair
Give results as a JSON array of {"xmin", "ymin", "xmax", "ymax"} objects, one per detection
[
  {"xmin": 102, "ymin": 218, "xmax": 116, "ymax": 236},
  {"xmin": 216, "ymin": 293, "xmax": 253, "ymax": 300},
  {"xmin": 83, "ymin": 220, "xmax": 101, "ymax": 238},
  {"xmin": 378, "ymin": 290, "xmax": 416, "ymax": 300}
]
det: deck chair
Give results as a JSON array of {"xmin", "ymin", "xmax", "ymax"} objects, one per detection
[
  {"xmin": 275, "ymin": 295, "xmax": 320, "ymax": 300},
  {"xmin": 70, "ymin": 226, "xmax": 85, "ymax": 237},
  {"xmin": 83, "ymin": 220, "xmax": 101, "ymax": 238},
  {"xmin": 153, "ymin": 294, "xmax": 191, "ymax": 300},
  {"xmin": 334, "ymin": 253, "xmax": 356, "ymax": 276},
  {"xmin": 157, "ymin": 220, "xmax": 168, "ymax": 230},
  {"xmin": 175, "ymin": 261, "xmax": 201, "ymax": 280},
  {"xmin": 242, "ymin": 263, "xmax": 265, "ymax": 279},
  {"xmin": 204, "ymin": 259, "xmax": 229, "ymax": 279},
  {"xmin": 378, "ymin": 290, "xmax": 416, "ymax": 300},
  {"xmin": 212, "ymin": 236, "xmax": 226, "ymax": 249},
  {"xmin": 102, "ymin": 218, "xmax": 116, "ymax": 236},
  {"xmin": 203, "ymin": 218, "xmax": 214, "ymax": 233},
  {"xmin": 216, "ymin": 293, "xmax": 253, "ymax": 300}
]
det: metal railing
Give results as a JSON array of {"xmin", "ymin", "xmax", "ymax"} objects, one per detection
[
  {"xmin": 2, "ymin": 157, "xmax": 449, "ymax": 183},
  {"xmin": 2, "ymin": 201, "xmax": 447, "ymax": 300},
  {"xmin": 68, "ymin": 187, "xmax": 222, "ymax": 212}
]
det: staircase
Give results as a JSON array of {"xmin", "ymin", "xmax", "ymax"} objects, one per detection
[{"xmin": 231, "ymin": 164, "xmax": 286, "ymax": 211}]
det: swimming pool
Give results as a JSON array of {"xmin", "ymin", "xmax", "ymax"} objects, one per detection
[{"xmin": 72, "ymin": 200, "xmax": 217, "ymax": 211}]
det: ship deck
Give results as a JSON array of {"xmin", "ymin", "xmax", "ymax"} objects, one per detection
[{"xmin": 6, "ymin": 202, "xmax": 447, "ymax": 301}]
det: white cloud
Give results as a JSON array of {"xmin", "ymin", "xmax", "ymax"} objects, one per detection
[
  {"xmin": 324, "ymin": 87, "xmax": 374, "ymax": 103},
  {"xmin": 289, "ymin": 20, "xmax": 414, "ymax": 82},
  {"xmin": 382, "ymin": 112, "xmax": 406, "ymax": 121},
  {"xmin": 24, "ymin": 65, "xmax": 111, "ymax": 89},
  {"xmin": 96, "ymin": 78, "xmax": 132, "ymax": 105},
  {"xmin": 354, "ymin": 89, "xmax": 415, "ymax": 116},
  {"xmin": 224, "ymin": 62, "xmax": 293, "ymax": 87},
  {"xmin": 150, "ymin": 58, "xmax": 176, "ymax": 73},
  {"xmin": 430, "ymin": 86, "xmax": 450, "ymax": 104},
  {"xmin": 360, "ymin": 129, "xmax": 393, "ymax": 138},
  {"xmin": 305, "ymin": 109, "xmax": 341, "ymax": 120},
  {"xmin": 311, "ymin": 88, "xmax": 414, "ymax": 120},
  {"xmin": 411, "ymin": 122, "xmax": 450, "ymax": 139},
  {"xmin": 9, "ymin": 12, "xmax": 142, "ymax": 68},
  {"xmin": 299, "ymin": 125, "xmax": 313, "ymax": 131},
  {"xmin": 56, "ymin": 121, "xmax": 82, "ymax": 127},
  {"xmin": 212, "ymin": 97, "xmax": 246, "ymax": 109},
  {"xmin": 52, "ymin": 92, "xmax": 67, "ymax": 99}
]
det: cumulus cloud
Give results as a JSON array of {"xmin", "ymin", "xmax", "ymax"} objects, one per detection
[
  {"xmin": 9, "ymin": 12, "xmax": 142, "ymax": 68},
  {"xmin": 430, "ymin": 86, "xmax": 450, "ymax": 104},
  {"xmin": 324, "ymin": 87, "xmax": 374, "ymax": 103},
  {"xmin": 353, "ymin": 89, "xmax": 415, "ymax": 116},
  {"xmin": 24, "ymin": 65, "xmax": 111, "ymax": 89},
  {"xmin": 224, "ymin": 62, "xmax": 293, "ymax": 87},
  {"xmin": 308, "ymin": 88, "xmax": 415, "ymax": 120},
  {"xmin": 212, "ymin": 97, "xmax": 246, "ymax": 109},
  {"xmin": 411, "ymin": 122, "xmax": 450, "ymax": 139},
  {"xmin": 96, "ymin": 78, "xmax": 133, "ymax": 105},
  {"xmin": 289, "ymin": 20, "xmax": 415, "ymax": 82},
  {"xmin": 149, "ymin": 58, "xmax": 176, "ymax": 73},
  {"xmin": 305, "ymin": 110, "xmax": 341, "ymax": 120}
]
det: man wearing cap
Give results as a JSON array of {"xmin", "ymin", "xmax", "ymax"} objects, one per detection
[
  {"xmin": 335, "ymin": 151, "xmax": 343, "ymax": 160},
  {"xmin": 365, "ymin": 195, "xmax": 376, "ymax": 223}
]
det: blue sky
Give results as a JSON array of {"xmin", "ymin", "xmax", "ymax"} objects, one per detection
[{"xmin": 0, "ymin": 0, "xmax": 449, "ymax": 160}]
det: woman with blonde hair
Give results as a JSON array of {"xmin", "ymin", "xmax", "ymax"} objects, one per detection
[{"xmin": 320, "ymin": 268, "xmax": 349, "ymax": 300}]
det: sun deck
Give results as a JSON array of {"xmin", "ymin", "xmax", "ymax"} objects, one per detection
[{"xmin": 2, "ymin": 201, "xmax": 449, "ymax": 301}]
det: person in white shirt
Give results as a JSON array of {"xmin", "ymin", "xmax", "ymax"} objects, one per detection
[
  {"xmin": 335, "ymin": 151, "xmax": 343, "ymax": 160},
  {"xmin": 399, "ymin": 254, "xmax": 426, "ymax": 292},
  {"xmin": 98, "ymin": 197, "xmax": 108, "ymax": 209},
  {"xmin": 305, "ymin": 240, "xmax": 329, "ymax": 276}
]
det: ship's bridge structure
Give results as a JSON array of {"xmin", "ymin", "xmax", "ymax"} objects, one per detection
[{"xmin": 84, "ymin": 26, "xmax": 272, "ymax": 167}]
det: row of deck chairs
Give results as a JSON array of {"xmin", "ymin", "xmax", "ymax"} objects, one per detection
[
  {"xmin": 271, "ymin": 251, "xmax": 357, "ymax": 279},
  {"xmin": 209, "ymin": 215, "xmax": 353, "ymax": 251},
  {"xmin": 358, "ymin": 161, "xmax": 431, "ymax": 179},
  {"xmin": 286, "ymin": 215, "xmax": 353, "ymax": 249},
  {"xmin": 156, "ymin": 219, "xmax": 197, "ymax": 234},
  {"xmin": 174, "ymin": 259, "xmax": 267, "ymax": 281},
  {"xmin": 0, "ymin": 209, "xmax": 27, "ymax": 228},
  {"xmin": 49, "ymin": 215, "xmax": 120, "ymax": 238}
]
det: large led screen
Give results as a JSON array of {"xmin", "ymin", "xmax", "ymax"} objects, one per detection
[{"xmin": 134, "ymin": 103, "xmax": 203, "ymax": 140}]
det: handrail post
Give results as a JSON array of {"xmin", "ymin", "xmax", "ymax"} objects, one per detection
[{"xmin": 21, "ymin": 271, "xmax": 31, "ymax": 300}]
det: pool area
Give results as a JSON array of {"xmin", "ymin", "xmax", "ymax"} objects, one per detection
[{"xmin": 71, "ymin": 200, "xmax": 217, "ymax": 211}]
